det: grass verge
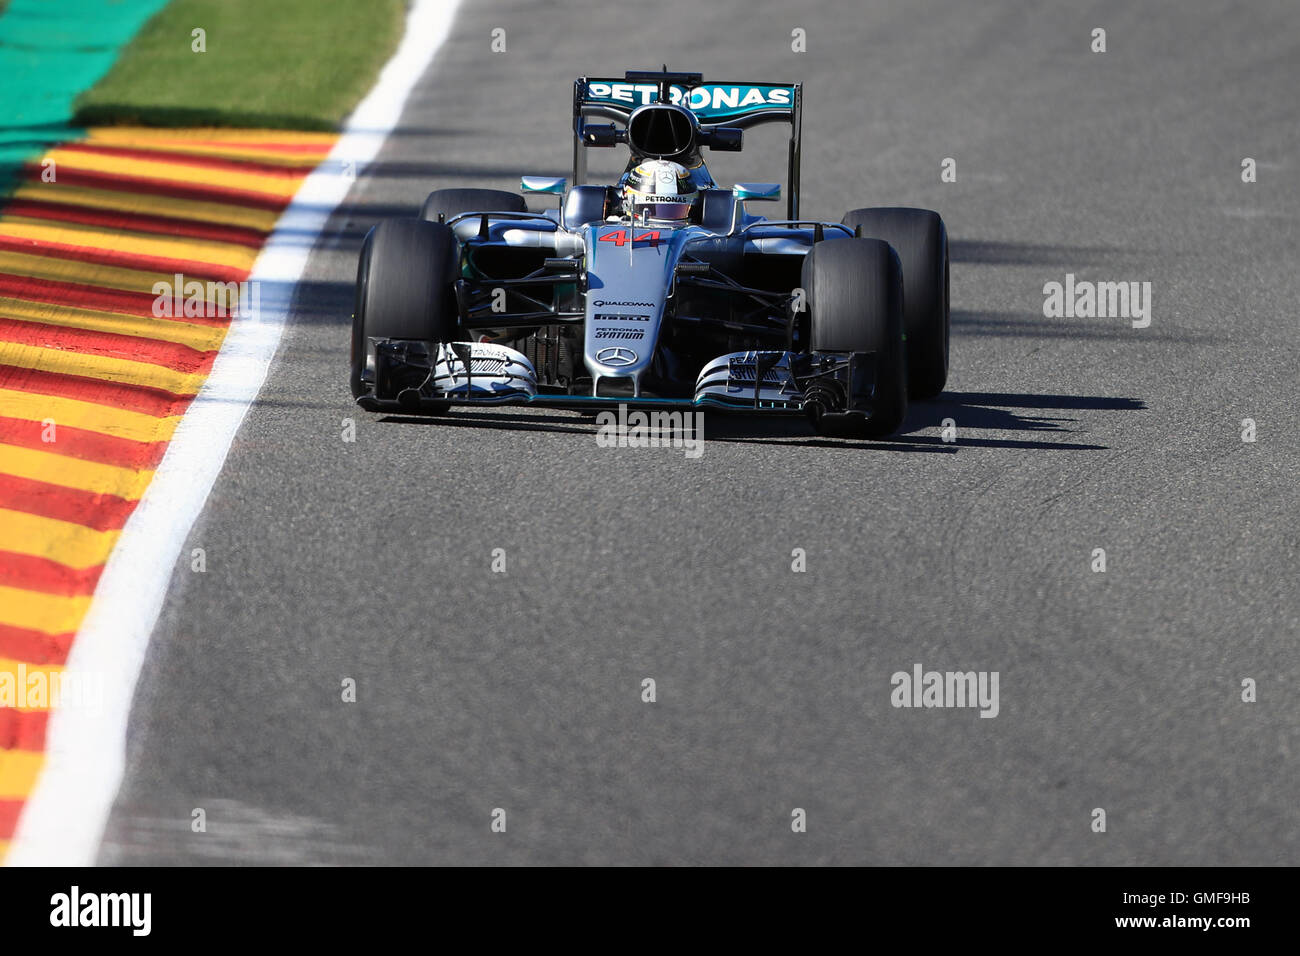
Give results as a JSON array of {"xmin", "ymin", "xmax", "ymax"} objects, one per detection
[{"xmin": 73, "ymin": 0, "xmax": 406, "ymax": 130}]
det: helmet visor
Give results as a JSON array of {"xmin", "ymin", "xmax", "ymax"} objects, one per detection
[{"xmin": 634, "ymin": 201, "xmax": 693, "ymax": 222}]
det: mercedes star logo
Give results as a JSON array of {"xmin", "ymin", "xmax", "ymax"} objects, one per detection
[{"xmin": 595, "ymin": 346, "xmax": 638, "ymax": 367}]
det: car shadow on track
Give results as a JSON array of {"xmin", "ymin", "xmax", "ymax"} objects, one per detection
[
  {"xmin": 380, "ymin": 409, "xmax": 955, "ymax": 453},
  {"xmin": 377, "ymin": 388, "xmax": 1143, "ymax": 452},
  {"xmin": 952, "ymin": 310, "xmax": 1219, "ymax": 344},
  {"xmin": 379, "ymin": 412, "xmax": 595, "ymax": 437},
  {"xmin": 889, "ymin": 390, "xmax": 1146, "ymax": 451},
  {"xmin": 949, "ymin": 238, "xmax": 1141, "ymax": 267}
]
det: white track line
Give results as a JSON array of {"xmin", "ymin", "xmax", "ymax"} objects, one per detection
[{"xmin": 7, "ymin": 0, "xmax": 464, "ymax": 866}]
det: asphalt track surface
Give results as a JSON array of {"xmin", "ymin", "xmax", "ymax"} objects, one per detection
[{"xmin": 99, "ymin": 0, "xmax": 1298, "ymax": 864}]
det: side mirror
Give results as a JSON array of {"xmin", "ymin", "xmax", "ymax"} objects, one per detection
[
  {"xmin": 700, "ymin": 127, "xmax": 743, "ymax": 152},
  {"xmin": 581, "ymin": 123, "xmax": 626, "ymax": 147},
  {"xmin": 734, "ymin": 182, "xmax": 781, "ymax": 202},
  {"xmin": 521, "ymin": 175, "xmax": 567, "ymax": 195}
]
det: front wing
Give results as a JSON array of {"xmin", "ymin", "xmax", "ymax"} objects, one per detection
[{"xmin": 358, "ymin": 339, "xmax": 882, "ymax": 420}]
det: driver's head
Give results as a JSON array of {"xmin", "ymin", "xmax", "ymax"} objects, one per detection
[{"xmin": 622, "ymin": 160, "xmax": 698, "ymax": 223}]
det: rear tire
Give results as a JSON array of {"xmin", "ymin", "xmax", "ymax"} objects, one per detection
[
  {"xmin": 841, "ymin": 207, "xmax": 949, "ymax": 398},
  {"xmin": 802, "ymin": 237, "xmax": 907, "ymax": 437},
  {"xmin": 420, "ymin": 188, "xmax": 526, "ymax": 222},
  {"xmin": 350, "ymin": 218, "xmax": 459, "ymax": 399}
]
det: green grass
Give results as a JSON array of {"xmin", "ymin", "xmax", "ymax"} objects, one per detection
[{"xmin": 73, "ymin": 0, "xmax": 406, "ymax": 130}]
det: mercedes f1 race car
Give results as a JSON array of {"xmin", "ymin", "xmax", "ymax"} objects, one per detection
[{"xmin": 349, "ymin": 69, "xmax": 949, "ymax": 436}]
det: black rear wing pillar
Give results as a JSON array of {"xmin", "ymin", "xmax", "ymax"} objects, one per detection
[
  {"xmin": 786, "ymin": 83, "xmax": 802, "ymax": 221},
  {"xmin": 571, "ymin": 78, "xmax": 588, "ymax": 192}
]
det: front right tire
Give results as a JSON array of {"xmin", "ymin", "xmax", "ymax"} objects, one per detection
[{"xmin": 350, "ymin": 218, "xmax": 459, "ymax": 399}]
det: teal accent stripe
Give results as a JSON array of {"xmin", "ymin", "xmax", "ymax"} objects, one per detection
[{"xmin": 0, "ymin": 0, "xmax": 172, "ymax": 192}]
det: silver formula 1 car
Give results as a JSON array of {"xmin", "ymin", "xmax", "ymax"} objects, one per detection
[{"xmin": 349, "ymin": 69, "xmax": 949, "ymax": 437}]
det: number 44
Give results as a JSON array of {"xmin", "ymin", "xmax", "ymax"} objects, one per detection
[{"xmin": 599, "ymin": 229, "xmax": 660, "ymax": 247}]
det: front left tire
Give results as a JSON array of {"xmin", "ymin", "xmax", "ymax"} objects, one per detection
[
  {"xmin": 841, "ymin": 207, "xmax": 949, "ymax": 399},
  {"xmin": 802, "ymin": 237, "xmax": 908, "ymax": 437}
]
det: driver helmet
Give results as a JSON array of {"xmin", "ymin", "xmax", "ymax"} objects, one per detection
[{"xmin": 621, "ymin": 159, "xmax": 699, "ymax": 223}]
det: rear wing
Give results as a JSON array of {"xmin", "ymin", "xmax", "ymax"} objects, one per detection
[{"xmin": 572, "ymin": 71, "xmax": 803, "ymax": 218}]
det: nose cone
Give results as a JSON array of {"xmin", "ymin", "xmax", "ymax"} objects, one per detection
[{"xmin": 583, "ymin": 222, "xmax": 684, "ymax": 390}]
